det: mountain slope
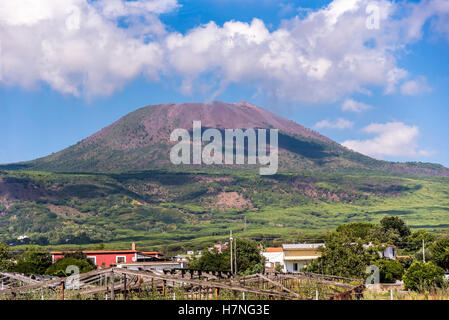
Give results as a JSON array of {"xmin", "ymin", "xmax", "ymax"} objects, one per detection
[
  {"xmin": 1, "ymin": 169, "xmax": 449, "ymax": 249},
  {"xmin": 10, "ymin": 101, "xmax": 449, "ymax": 176},
  {"xmin": 1, "ymin": 101, "xmax": 449, "ymax": 248}
]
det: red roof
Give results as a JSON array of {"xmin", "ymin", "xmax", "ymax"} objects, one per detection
[
  {"xmin": 51, "ymin": 250, "xmax": 137, "ymax": 255},
  {"xmin": 141, "ymin": 251, "xmax": 163, "ymax": 255},
  {"xmin": 115, "ymin": 261, "xmax": 185, "ymax": 265},
  {"xmin": 266, "ymin": 247, "xmax": 283, "ymax": 252}
]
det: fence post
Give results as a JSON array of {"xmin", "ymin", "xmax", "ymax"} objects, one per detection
[
  {"xmin": 61, "ymin": 281, "xmax": 65, "ymax": 300},
  {"xmin": 123, "ymin": 274, "xmax": 127, "ymax": 300},
  {"xmin": 138, "ymin": 276, "xmax": 142, "ymax": 298},
  {"xmin": 110, "ymin": 272, "xmax": 115, "ymax": 300}
]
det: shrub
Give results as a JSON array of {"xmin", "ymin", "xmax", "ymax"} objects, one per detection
[
  {"xmin": 431, "ymin": 237, "xmax": 449, "ymax": 271},
  {"xmin": 0, "ymin": 242, "xmax": 13, "ymax": 271},
  {"xmin": 375, "ymin": 259, "xmax": 404, "ymax": 283},
  {"xmin": 189, "ymin": 239, "xmax": 263, "ymax": 275},
  {"xmin": 14, "ymin": 247, "xmax": 52, "ymax": 275},
  {"xmin": 45, "ymin": 257, "xmax": 96, "ymax": 277},
  {"xmin": 406, "ymin": 230, "xmax": 435, "ymax": 252},
  {"xmin": 305, "ymin": 232, "xmax": 378, "ymax": 278},
  {"xmin": 398, "ymin": 256, "xmax": 414, "ymax": 270},
  {"xmin": 403, "ymin": 262, "xmax": 445, "ymax": 291}
]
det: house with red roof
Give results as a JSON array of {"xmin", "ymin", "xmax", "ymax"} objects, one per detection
[{"xmin": 50, "ymin": 243, "xmax": 165, "ymax": 269}]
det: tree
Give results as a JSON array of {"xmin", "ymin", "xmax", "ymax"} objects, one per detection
[
  {"xmin": 367, "ymin": 226, "xmax": 400, "ymax": 247},
  {"xmin": 274, "ymin": 263, "xmax": 284, "ymax": 273},
  {"xmin": 336, "ymin": 222, "xmax": 376, "ymax": 241},
  {"xmin": 46, "ymin": 257, "xmax": 96, "ymax": 277},
  {"xmin": 305, "ymin": 232, "xmax": 378, "ymax": 279},
  {"xmin": 431, "ymin": 237, "xmax": 449, "ymax": 270},
  {"xmin": 406, "ymin": 230, "xmax": 435, "ymax": 252},
  {"xmin": 398, "ymin": 256, "xmax": 414, "ymax": 270},
  {"xmin": 189, "ymin": 248, "xmax": 229, "ymax": 272},
  {"xmin": 0, "ymin": 242, "xmax": 13, "ymax": 271},
  {"xmin": 62, "ymin": 250, "xmax": 96, "ymax": 267},
  {"xmin": 403, "ymin": 262, "xmax": 444, "ymax": 291},
  {"xmin": 14, "ymin": 246, "xmax": 52, "ymax": 275},
  {"xmin": 233, "ymin": 238, "xmax": 264, "ymax": 275},
  {"xmin": 380, "ymin": 216, "xmax": 411, "ymax": 246},
  {"xmin": 189, "ymin": 238, "xmax": 263, "ymax": 275},
  {"xmin": 374, "ymin": 259, "xmax": 404, "ymax": 283}
]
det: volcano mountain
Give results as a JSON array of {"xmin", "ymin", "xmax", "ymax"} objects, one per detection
[
  {"xmin": 0, "ymin": 101, "xmax": 448, "ymax": 250},
  {"xmin": 9, "ymin": 101, "xmax": 449, "ymax": 177}
]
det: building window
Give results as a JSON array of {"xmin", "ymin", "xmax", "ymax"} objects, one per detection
[
  {"xmin": 293, "ymin": 263, "xmax": 298, "ymax": 272},
  {"xmin": 116, "ymin": 256, "xmax": 126, "ymax": 263}
]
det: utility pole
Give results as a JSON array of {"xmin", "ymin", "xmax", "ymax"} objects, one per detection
[
  {"xmin": 234, "ymin": 236, "xmax": 238, "ymax": 275},
  {"xmin": 422, "ymin": 239, "xmax": 426, "ymax": 263},
  {"xmin": 230, "ymin": 230, "xmax": 233, "ymax": 274}
]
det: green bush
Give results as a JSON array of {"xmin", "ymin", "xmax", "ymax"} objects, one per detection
[
  {"xmin": 305, "ymin": 232, "xmax": 378, "ymax": 278},
  {"xmin": 0, "ymin": 242, "xmax": 13, "ymax": 271},
  {"xmin": 189, "ymin": 238, "xmax": 263, "ymax": 275},
  {"xmin": 14, "ymin": 246, "xmax": 52, "ymax": 275},
  {"xmin": 398, "ymin": 256, "xmax": 414, "ymax": 270},
  {"xmin": 406, "ymin": 230, "xmax": 435, "ymax": 252},
  {"xmin": 45, "ymin": 257, "xmax": 96, "ymax": 277},
  {"xmin": 375, "ymin": 259, "xmax": 404, "ymax": 283},
  {"xmin": 403, "ymin": 262, "xmax": 445, "ymax": 291}
]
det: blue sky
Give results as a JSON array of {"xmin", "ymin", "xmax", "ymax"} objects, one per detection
[{"xmin": 0, "ymin": 0, "xmax": 448, "ymax": 166}]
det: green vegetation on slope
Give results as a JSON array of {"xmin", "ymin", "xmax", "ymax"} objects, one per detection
[{"xmin": 0, "ymin": 169, "xmax": 448, "ymax": 252}]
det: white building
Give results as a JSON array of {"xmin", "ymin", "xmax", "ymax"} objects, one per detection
[
  {"xmin": 262, "ymin": 248, "xmax": 285, "ymax": 272},
  {"xmin": 263, "ymin": 244, "xmax": 325, "ymax": 273},
  {"xmin": 282, "ymin": 244, "xmax": 325, "ymax": 273}
]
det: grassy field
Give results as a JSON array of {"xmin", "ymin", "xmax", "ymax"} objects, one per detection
[
  {"xmin": 1, "ymin": 169, "xmax": 449, "ymax": 253},
  {"xmin": 364, "ymin": 287, "xmax": 449, "ymax": 300}
]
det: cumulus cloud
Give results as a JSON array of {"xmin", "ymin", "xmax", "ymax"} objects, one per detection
[
  {"xmin": 341, "ymin": 98, "xmax": 372, "ymax": 112},
  {"xmin": 0, "ymin": 0, "xmax": 172, "ymax": 96},
  {"xmin": 400, "ymin": 76, "xmax": 433, "ymax": 95},
  {"xmin": 164, "ymin": 0, "xmax": 406, "ymax": 102},
  {"xmin": 0, "ymin": 0, "xmax": 448, "ymax": 101},
  {"xmin": 315, "ymin": 118, "xmax": 354, "ymax": 130},
  {"xmin": 342, "ymin": 122, "xmax": 432, "ymax": 158}
]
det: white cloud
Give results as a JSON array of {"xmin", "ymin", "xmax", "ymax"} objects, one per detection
[
  {"xmin": 164, "ymin": 0, "xmax": 408, "ymax": 102},
  {"xmin": 94, "ymin": 0, "xmax": 179, "ymax": 17},
  {"xmin": 342, "ymin": 122, "xmax": 432, "ymax": 158},
  {"xmin": 315, "ymin": 118, "xmax": 354, "ymax": 130},
  {"xmin": 0, "ymin": 0, "xmax": 448, "ymax": 101},
  {"xmin": 341, "ymin": 98, "xmax": 372, "ymax": 112},
  {"xmin": 0, "ymin": 0, "xmax": 172, "ymax": 96},
  {"xmin": 400, "ymin": 76, "xmax": 432, "ymax": 95}
]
